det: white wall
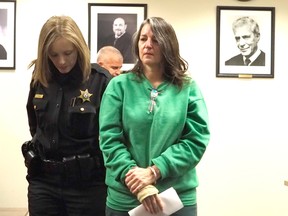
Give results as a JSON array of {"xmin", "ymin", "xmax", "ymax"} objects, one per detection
[{"xmin": 1, "ymin": 0, "xmax": 287, "ymax": 215}]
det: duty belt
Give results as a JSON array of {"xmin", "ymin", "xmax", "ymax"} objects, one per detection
[{"xmin": 41, "ymin": 153, "xmax": 93, "ymax": 175}]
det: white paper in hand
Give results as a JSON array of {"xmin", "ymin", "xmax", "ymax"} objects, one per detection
[{"xmin": 128, "ymin": 187, "xmax": 184, "ymax": 216}]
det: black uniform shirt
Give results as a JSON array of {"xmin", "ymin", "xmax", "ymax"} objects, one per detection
[{"xmin": 26, "ymin": 63, "xmax": 111, "ymax": 160}]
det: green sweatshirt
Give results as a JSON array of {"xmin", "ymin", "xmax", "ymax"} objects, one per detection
[{"xmin": 99, "ymin": 72, "xmax": 210, "ymax": 211}]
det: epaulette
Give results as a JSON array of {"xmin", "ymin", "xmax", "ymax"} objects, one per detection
[{"xmin": 91, "ymin": 63, "xmax": 112, "ymax": 79}]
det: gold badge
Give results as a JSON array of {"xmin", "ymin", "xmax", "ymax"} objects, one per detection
[{"xmin": 77, "ymin": 89, "xmax": 93, "ymax": 103}]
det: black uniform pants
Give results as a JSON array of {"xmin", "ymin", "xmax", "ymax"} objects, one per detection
[{"xmin": 28, "ymin": 177, "xmax": 107, "ymax": 216}]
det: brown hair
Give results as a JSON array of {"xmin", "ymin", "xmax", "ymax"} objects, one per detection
[{"xmin": 131, "ymin": 17, "xmax": 190, "ymax": 88}]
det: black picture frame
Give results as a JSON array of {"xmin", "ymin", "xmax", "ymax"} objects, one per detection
[
  {"xmin": 216, "ymin": 6, "xmax": 275, "ymax": 78},
  {"xmin": 88, "ymin": 3, "xmax": 147, "ymax": 70},
  {"xmin": 0, "ymin": 0, "xmax": 16, "ymax": 69}
]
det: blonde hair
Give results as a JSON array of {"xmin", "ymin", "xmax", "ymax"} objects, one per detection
[{"xmin": 29, "ymin": 15, "xmax": 91, "ymax": 87}]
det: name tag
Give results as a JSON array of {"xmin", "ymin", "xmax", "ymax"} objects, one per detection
[{"xmin": 35, "ymin": 94, "xmax": 44, "ymax": 99}]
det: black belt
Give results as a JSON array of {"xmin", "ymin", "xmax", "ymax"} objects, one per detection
[{"xmin": 41, "ymin": 153, "xmax": 92, "ymax": 175}]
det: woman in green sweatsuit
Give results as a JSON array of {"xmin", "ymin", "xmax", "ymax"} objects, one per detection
[{"xmin": 99, "ymin": 17, "xmax": 210, "ymax": 216}]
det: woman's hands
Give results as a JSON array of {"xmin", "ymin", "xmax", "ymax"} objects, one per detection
[
  {"xmin": 142, "ymin": 193, "xmax": 163, "ymax": 214},
  {"xmin": 125, "ymin": 166, "xmax": 156, "ymax": 194},
  {"xmin": 125, "ymin": 166, "xmax": 163, "ymax": 214}
]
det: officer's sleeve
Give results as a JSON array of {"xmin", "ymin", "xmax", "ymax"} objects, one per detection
[{"xmin": 26, "ymin": 80, "xmax": 37, "ymax": 137}]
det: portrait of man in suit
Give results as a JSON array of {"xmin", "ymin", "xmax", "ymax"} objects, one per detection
[
  {"xmin": 99, "ymin": 17, "xmax": 134, "ymax": 63},
  {"xmin": 225, "ymin": 16, "xmax": 265, "ymax": 66},
  {"xmin": 0, "ymin": 44, "xmax": 7, "ymax": 59},
  {"xmin": 0, "ymin": 9, "xmax": 7, "ymax": 60}
]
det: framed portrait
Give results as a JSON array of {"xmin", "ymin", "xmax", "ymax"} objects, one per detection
[
  {"xmin": 216, "ymin": 6, "xmax": 275, "ymax": 78},
  {"xmin": 0, "ymin": 0, "xmax": 16, "ymax": 69},
  {"xmin": 88, "ymin": 3, "xmax": 147, "ymax": 70}
]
